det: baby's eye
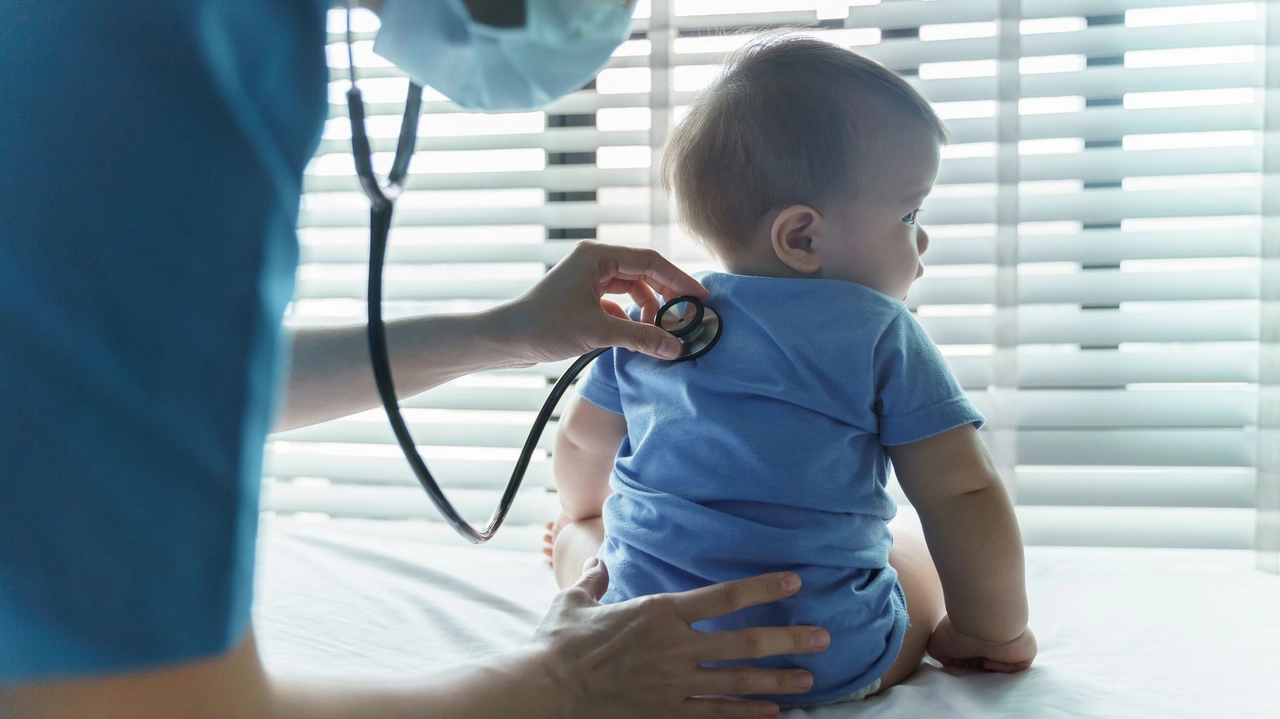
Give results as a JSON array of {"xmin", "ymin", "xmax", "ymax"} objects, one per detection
[{"xmin": 902, "ymin": 209, "xmax": 920, "ymax": 226}]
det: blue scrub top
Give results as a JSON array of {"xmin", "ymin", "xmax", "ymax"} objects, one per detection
[{"xmin": 0, "ymin": 0, "xmax": 328, "ymax": 681}]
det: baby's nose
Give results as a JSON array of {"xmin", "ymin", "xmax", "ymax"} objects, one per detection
[{"xmin": 917, "ymin": 226, "xmax": 930, "ymax": 256}]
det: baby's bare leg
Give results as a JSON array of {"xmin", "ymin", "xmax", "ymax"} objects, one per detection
[
  {"xmin": 874, "ymin": 520, "xmax": 946, "ymax": 693},
  {"xmin": 551, "ymin": 516, "xmax": 605, "ymax": 589}
]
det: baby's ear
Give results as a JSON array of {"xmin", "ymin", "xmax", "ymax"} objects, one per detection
[{"xmin": 770, "ymin": 205, "xmax": 823, "ymax": 275}]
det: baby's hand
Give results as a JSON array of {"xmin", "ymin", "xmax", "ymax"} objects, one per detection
[
  {"xmin": 541, "ymin": 511, "xmax": 574, "ymax": 567},
  {"xmin": 926, "ymin": 616, "xmax": 1037, "ymax": 673}
]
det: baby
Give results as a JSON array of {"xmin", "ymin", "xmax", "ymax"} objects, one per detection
[{"xmin": 546, "ymin": 36, "xmax": 1036, "ymax": 706}]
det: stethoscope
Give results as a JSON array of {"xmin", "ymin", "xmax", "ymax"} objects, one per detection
[{"xmin": 343, "ymin": 11, "xmax": 722, "ymax": 543}]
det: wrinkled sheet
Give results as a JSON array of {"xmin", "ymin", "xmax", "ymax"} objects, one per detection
[{"xmin": 256, "ymin": 522, "xmax": 1280, "ymax": 718}]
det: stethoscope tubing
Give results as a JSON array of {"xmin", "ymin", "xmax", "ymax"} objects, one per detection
[
  {"xmin": 365, "ymin": 189, "xmax": 608, "ymax": 541},
  {"xmin": 346, "ymin": 5, "xmax": 715, "ymax": 542}
]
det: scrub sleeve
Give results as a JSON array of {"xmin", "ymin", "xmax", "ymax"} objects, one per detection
[{"xmin": 0, "ymin": 0, "xmax": 328, "ymax": 682}]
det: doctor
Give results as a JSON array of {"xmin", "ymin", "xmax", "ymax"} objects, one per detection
[{"xmin": 0, "ymin": 1, "xmax": 828, "ymax": 717}]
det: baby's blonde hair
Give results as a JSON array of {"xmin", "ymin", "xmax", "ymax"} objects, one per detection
[{"xmin": 661, "ymin": 34, "xmax": 947, "ymax": 254}]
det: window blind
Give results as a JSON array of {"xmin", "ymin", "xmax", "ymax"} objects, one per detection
[{"xmin": 265, "ymin": 0, "xmax": 1277, "ymax": 554}]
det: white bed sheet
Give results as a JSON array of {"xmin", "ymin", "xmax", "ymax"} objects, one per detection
[{"xmin": 255, "ymin": 522, "xmax": 1280, "ymax": 718}]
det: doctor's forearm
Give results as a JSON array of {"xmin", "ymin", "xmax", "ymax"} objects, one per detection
[
  {"xmin": 0, "ymin": 630, "xmax": 566, "ymax": 719},
  {"xmin": 276, "ymin": 309, "xmax": 530, "ymax": 432},
  {"xmin": 272, "ymin": 646, "xmax": 567, "ymax": 719}
]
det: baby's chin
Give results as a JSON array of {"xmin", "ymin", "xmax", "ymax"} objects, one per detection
[{"xmin": 903, "ymin": 265, "xmax": 925, "ymax": 299}]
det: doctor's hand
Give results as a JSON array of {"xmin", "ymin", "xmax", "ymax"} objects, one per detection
[
  {"xmin": 531, "ymin": 559, "xmax": 828, "ymax": 719},
  {"xmin": 500, "ymin": 241, "xmax": 709, "ymax": 365}
]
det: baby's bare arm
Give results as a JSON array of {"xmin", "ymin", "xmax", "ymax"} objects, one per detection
[
  {"xmin": 553, "ymin": 394, "xmax": 626, "ymax": 520},
  {"xmin": 888, "ymin": 424, "xmax": 1028, "ymax": 644}
]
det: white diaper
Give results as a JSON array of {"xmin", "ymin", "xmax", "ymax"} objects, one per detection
[{"xmin": 812, "ymin": 677, "xmax": 882, "ymax": 706}]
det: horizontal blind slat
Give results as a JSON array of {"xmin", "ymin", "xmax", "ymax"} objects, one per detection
[
  {"xmin": 273, "ymin": 418, "xmax": 557, "ymax": 449},
  {"xmin": 1014, "ymin": 389, "xmax": 1257, "ymax": 428},
  {"xmin": 1015, "ymin": 506, "xmax": 1254, "ymax": 549},
  {"xmin": 1016, "ymin": 467, "xmax": 1256, "ymax": 508},
  {"xmin": 908, "ymin": 270, "xmax": 1261, "ymax": 308},
  {"xmin": 937, "ymin": 147, "xmax": 1260, "ymax": 184},
  {"xmin": 837, "ymin": 21, "xmax": 1261, "ymax": 71},
  {"xmin": 306, "ymin": 166, "xmax": 650, "ymax": 192},
  {"xmin": 294, "ymin": 277, "xmax": 530, "ymax": 301},
  {"xmin": 945, "ymin": 105, "xmax": 1264, "ymax": 146},
  {"xmin": 295, "ymin": 229, "xmax": 1258, "ymax": 267},
  {"xmin": 262, "ymin": 482, "xmax": 556, "ymax": 525},
  {"xmin": 315, "ymin": 127, "xmax": 651, "ymax": 156},
  {"xmin": 1018, "ymin": 230, "xmax": 1259, "ymax": 264},
  {"xmin": 1013, "ymin": 348, "xmax": 1259, "ymax": 387},
  {"xmin": 1015, "ymin": 105, "xmax": 1261, "ymax": 142},
  {"xmin": 919, "ymin": 307, "xmax": 1259, "ymax": 344},
  {"xmin": 298, "ymin": 238, "xmax": 575, "ymax": 265},
  {"xmin": 1018, "ymin": 428, "xmax": 1254, "ymax": 466},
  {"xmin": 265, "ymin": 515, "xmax": 546, "ymax": 550},
  {"xmin": 844, "ymin": 0, "xmax": 1244, "ymax": 29},
  {"xmin": 265, "ymin": 451, "xmax": 553, "ymax": 489},
  {"xmin": 298, "ymin": 204, "xmax": 647, "ymax": 229}
]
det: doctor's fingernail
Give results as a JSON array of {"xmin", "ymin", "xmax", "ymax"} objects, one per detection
[
  {"xmin": 582, "ymin": 557, "xmax": 600, "ymax": 570},
  {"xmin": 761, "ymin": 704, "xmax": 780, "ymax": 718},
  {"xmin": 811, "ymin": 630, "xmax": 830, "ymax": 649},
  {"xmin": 659, "ymin": 337, "xmax": 680, "ymax": 359},
  {"xmin": 794, "ymin": 671, "xmax": 814, "ymax": 690},
  {"xmin": 780, "ymin": 574, "xmax": 801, "ymax": 593}
]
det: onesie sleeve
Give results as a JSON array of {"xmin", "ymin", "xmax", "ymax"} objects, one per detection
[
  {"xmin": 576, "ymin": 347, "xmax": 625, "ymax": 415},
  {"xmin": 574, "ymin": 302, "xmax": 646, "ymax": 416},
  {"xmin": 871, "ymin": 309, "xmax": 985, "ymax": 446}
]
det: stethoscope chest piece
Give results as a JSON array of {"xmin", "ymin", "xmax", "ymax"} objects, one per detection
[{"xmin": 657, "ymin": 296, "xmax": 722, "ymax": 362}]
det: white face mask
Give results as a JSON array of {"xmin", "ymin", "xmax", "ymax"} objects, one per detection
[{"xmin": 373, "ymin": 0, "xmax": 635, "ymax": 111}]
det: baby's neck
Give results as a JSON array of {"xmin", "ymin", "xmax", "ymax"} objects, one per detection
[
  {"xmin": 716, "ymin": 245, "xmax": 814, "ymax": 280},
  {"xmin": 718, "ymin": 252, "xmax": 813, "ymax": 280}
]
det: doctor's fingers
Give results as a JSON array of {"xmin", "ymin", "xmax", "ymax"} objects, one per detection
[
  {"xmin": 581, "ymin": 242, "xmax": 709, "ymax": 303},
  {"xmin": 600, "ymin": 315, "xmax": 682, "ymax": 360},
  {"xmin": 597, "ymin": 278, "xmax": 659, "ymax": 323},
  {"xmin": 671, "ymin": 572, "xmax": 804, "ymax": 624},
  {"xmin": 696, "ymin": 625, "xmax": 831, "ymax": 664},
  {"xmin": 688, "ymin": 666, "xmax": 816, "ymax": 699},
  {"xmin": 599, "ymin": 298, "xmax": 631, "ymax": 320}
]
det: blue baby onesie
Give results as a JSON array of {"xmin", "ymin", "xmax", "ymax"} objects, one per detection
[{"xmin": 576, "ymin": 271, "xmax": 985, "ymax": 705}]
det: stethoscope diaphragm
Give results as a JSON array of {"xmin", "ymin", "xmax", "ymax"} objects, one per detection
[{"xmin": 657, "ymin": 296, "xmax": 722, "ymax": 362}]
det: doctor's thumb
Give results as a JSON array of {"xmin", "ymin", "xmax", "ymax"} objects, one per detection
[
  {"xmin": 608, "ymin": 317, "xmax": 681, "ymax": 361},
  {"xmin": 576, "ymin": 557, "xmax": 610, "ymax": 601}
]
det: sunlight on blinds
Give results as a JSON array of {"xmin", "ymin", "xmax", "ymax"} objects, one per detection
[{"xmin": 267, "ymin": 0, "xmax": 1273, "ymax": 553}]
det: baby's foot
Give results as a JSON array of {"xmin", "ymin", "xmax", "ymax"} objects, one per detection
[
  {"xmin": 542, "ymin": 511, "xmax": 572, "ymax": 567},
  {"xmin": 542, "ymin": 520, "xmax": 555, "ymax": 566}
]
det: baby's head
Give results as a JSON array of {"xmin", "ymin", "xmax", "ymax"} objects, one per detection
[{"xmin": 661, "ymin": 35, "xmax": 946, "ymax": 300}]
